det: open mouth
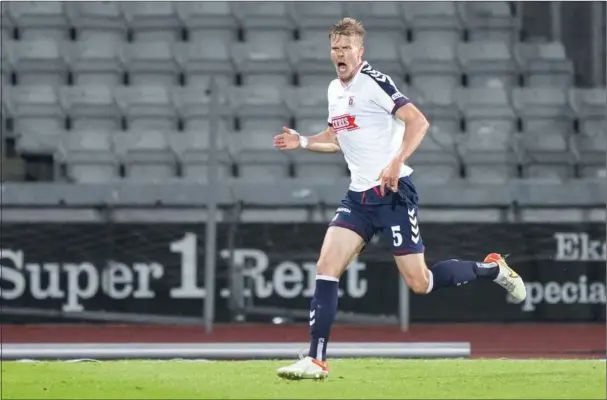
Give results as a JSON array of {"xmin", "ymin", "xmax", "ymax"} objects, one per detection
[{"xmin": 337, "ymin": 62, "xmax": 347, "ymax": 72}]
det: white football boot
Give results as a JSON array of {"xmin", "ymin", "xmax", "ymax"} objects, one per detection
[
  {"xmin": 276, "ymin": 354, "xmax": 329, "ymax": 380},
  {"xmin": 485, "ymin": 253, "xmax": 527, "ymax": 303}
]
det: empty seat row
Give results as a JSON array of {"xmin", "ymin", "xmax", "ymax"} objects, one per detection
[
  {"xmin": 2, "ymin": 2, "xmax": 517, "ymax": 45},
  {"xmin": 23, "ymin": 126, "xmax": 600, "ymax": 184},
  {"xmin": 1, "ymin": 37, "xmax": 574, "ymax": 89},
  {"xmin": 3, "ymin": 84, "xmax": 604, "ymax": 135}
]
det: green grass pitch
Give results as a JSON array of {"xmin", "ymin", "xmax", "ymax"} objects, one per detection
[{"xmin": 2, "ymin": 359, "xmax": 605, "ymax": 399}]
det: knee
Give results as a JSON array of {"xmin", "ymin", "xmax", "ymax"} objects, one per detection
[
  {"xmin": 316, "ymin": 256, "xmax": 341, "ymax": 279},
  {"xmin": 404, "ymin": 272, "xmax": 430, "ymax": 294}
]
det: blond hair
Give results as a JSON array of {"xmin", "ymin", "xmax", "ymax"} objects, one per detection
[{"xmin": 328, "ymin": 17, "xmax": 365, "ymax": 45}]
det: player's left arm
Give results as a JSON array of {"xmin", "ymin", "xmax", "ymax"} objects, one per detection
[
  {"xmin": 393, "ymin": 103, "xmax": 430, "ymax": 163},
  {"xmin": 369, "ymin": 75, "xmax": 429, "ymax": 195}
]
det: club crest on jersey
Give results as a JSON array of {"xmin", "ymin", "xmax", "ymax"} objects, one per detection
[
  {"xmin": 331, "ymin": 114, "xmax": 359, "ymax": 132},
  {"xmin": 348, "ymin": 96, "xmax": 355, "ymax": 107}
]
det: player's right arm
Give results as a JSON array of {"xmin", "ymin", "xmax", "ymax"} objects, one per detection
[{"xmin": 272, "ymin": 126, "xmax": 340, "ymax": 153}]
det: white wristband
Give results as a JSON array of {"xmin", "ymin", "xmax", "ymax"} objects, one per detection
[{"xmin": 299, "ymin": 135, "xmax": 309, "ymax": 149}]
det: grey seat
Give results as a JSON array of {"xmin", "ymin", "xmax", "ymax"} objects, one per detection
[
  {"xmin": 457, "ymin": 2, "xmax": 517, "ymax": 44},
  {"xmin": 401, "ymin": 2, "xmax": 463, "ymax": 46},
  {"xmin": 363, "ymin": 38, "xmax": 404, "ymax": 80},
  {"xmin": 290, "ymin": 2, "xmax": 345, "ymax": 42},
  {"xmin": 231, "ymin": 131, "xmax": 291, "ymax": 183},
  {"xmin": 171, "ymin": 131, "xmax": 233, "ymax": 183},
  {"xmin": 66, "ymin": 37, "xmax": 124, "ymax": 86},
  {"xmin": 457, "ymin": 41, "xmax": 517, "ymax": 89},
  {"xmin": 4, "ymin": 85, "xmax": 65, "ymax": 133},
  {"xmin": 292, "ymin": 152, "xmax": 348, "ymax": 183},
  {"xmin": 14, "ymin": 127, "xmax": 64, "ymax": 156},
  {"xmin": 60, "ymin": 85, "xmax": 121, "ymax": 131},
  {"xmin": 172, "ymin": 85, "xmax": 231, "ymax": 132},
  {"xmin": 400, "ymin": 40, "xmax": 460, "ymax": 94},
  {"xmin": 285, "ymin": 85, "xmax": 329, "ymax": 134},
  {"xmin": 114, "ymin": 129, "xmax": 177, "ymax": 182},
  {"xmin": 115, "ymin": 85, "xmax": 177, "ymax": 131},
  {"xmin": 228, "ymin": 85, "xmax": 289, "ymax": 132},
  {"xmin": 569, "ymin": 88, "xmax": 607, "ymax": 179},
  {"xmin": 66, "ymin": 2, "xmax": 127, "ymax": 44},
  {"xmin": 9, "ymin": 38, "xmax": 67, "ymax": 86},
  {"xmin": 1, "ymin": 3, "xmax": 15, "ymax": 45},
  {"xmin": 7, "ymin": 1, "xmax": 69, "ymax": 41},
  {"xmin": 407, "ymin": 125, "xmax": 462, "ymax": 184},
  {"xmin": 513, "ymin": 87, "xmax": 575, "ymax": 181},
  {"xmin": 1, "ymin": 39, "xmax": 12, "ymax": 88},
  {"xmin": 457, "ymin": 87, "xmax": 516, "ymax": 136},
  {"xmin": 344, "ymin": 2, "xmax": 406, "ymax": 47},
  {"xmin": 287, "ymin": 39, "xmax": 335, "ymax": 87},
  {"xmin": 120, "ymin": 2, "xmax": 181, "ymax": 43},
  {"xmin": 231, "ymin": 42, "xmax": 292, "ymax": 87},
  {"xmin": 513, "ymin": 87, "xmax": 574, "ymax": 137},
  {"xmin": 121, "ymin": 41, "xmax": 180, "ymax": 86},
  {"xmin": 175, "ymin": 2, "xmax": 237, "ymax": 46},
  {"xmin": 232, "ymin": 2, "xmax": 294, "ymax": 47},
  {"xmin": 175, "ymin": 41, "xmax": 235, "ymax": 88},
  {"xmin": 60, "ymin": 129, "xmax": 120, "ymax": 183},
  {"xmin": 414, "ymin": 85, "xmax": 461, "ymax": 134},
  {"xmin": 515, "ymin": 41, "xmax": 574, "ymax": 87},
  {"xmin": 458, "ymin": 125, "xmax": 516, "ymax": 183}
]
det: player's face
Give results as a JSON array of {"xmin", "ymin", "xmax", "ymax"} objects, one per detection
[{"xmin": 330, "ymin": 34, "xmax": 363, "ymax": 82}]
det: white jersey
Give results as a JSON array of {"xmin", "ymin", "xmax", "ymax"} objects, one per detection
[{"xmin": 327, "ymin": 61, "xmax": 413, "ymax": 192}]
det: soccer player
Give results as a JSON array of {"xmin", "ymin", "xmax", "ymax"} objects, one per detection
[{"xmin": 272, "ymin": 18, "xmax": 527, "ymax": 380}]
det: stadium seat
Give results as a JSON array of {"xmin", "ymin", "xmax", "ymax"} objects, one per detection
[
  {"xmin": 513, "ymin": 87, "xmax": 575, "ymax": 137},
  {"xmin": 292, "ymin": 152, "xmax": 349, "ymax": 183},
  {"xmin": 231, "ymin": 41, "xmax": 292, "ymax": 87},
  {"xmin": 66, "ymin": 37, "xmax": 124, "ymax": 87},
  {"xmin": 233, "ymin": 2, "xmax": 294, "ymax": 47},
  {"xmin": 231, "ymin": 129, "xmax": 291, "ymax": 183},
  {"xmin": 344, "ymin": 2, "xmax": 406, "ymax": 47},
  {"xmin": 457, "ymin": 2, "xmax": 517, "ymax": 44},
  {"xmin": 4, "ymin": 85, "xmax": 65, "ymax": 133},
  {"xmin": 114, "ymin": 129, "xmax": 177, "ymax": 182},
  {"xmin": 60, "ymin": 85, "xmax": 121, "ymax": 131},
  {"xmin": 1, "ymin": 39, "xmax": 12, "ymax": 88},
  {"xmin": 457, "ymin": 41, "xmax": 518, "ymax": 89},
  {"xmin": 401, "ymin": 2, "xmax": 464, "ymax": 46},
  {"xmin": 287, "ymin": 39, "xmax": 335, "ymax": 87},
  {"xmin": 115, "ymin": 85, "xmax": 178, "ymax": 131},
  {"xmin": 175, "ymin": 2, "xmax": 237, "ymax": 47},
  {"xmin": 66, "ymin": 2, "xmax": 127, "ymax": 44},
  {"xmin": 9, "ymin": 38, "xmax": 68, "ymax": 86},
  {"xmin": 228, "ymin": 85, "xmax": 290, "ymax": 132},
  {"xmin": 176, "ymin": 41, "xmax": 236, "ymax": 88},
  {"xmin": 569, "ymin": 88, "xmax": 607, "ymax": 179},
  {"xmin": 414, "ymin": 85, "xmax": 461, "ymax": 134},
  {"xmin": 457, "ymin": 87, "xmax": 516, "ymax": 136},
  {"xmin": 173, "ymin": 131, "xmax": 234, "ymax": 184},
  {"xmin": 515, "ymin": 41, "xmax": 574, "ymax": 87},
  {"xmin": 407, "ymin": 125, "xmax": 462, "ymax": 184},
  {"xmin": 400, "ymin": 40, "xmax": 460, "ymax": 94},
  {"xmin": 120, "ymin": 2, "xmax": 181, "ymax": 43},
  {"xmin": 7, "ymin": 1, "xmax": 69, "ymax": 42},
  {"xmin": 121, "ymin": 40, "xmax": 180, "ymax": 86},
  {"xmin": 172, "ymin": 85, "xmax": 232, "ymax": 132},
  {"xmin": 363, "ymin": 38, "xmax": 405, "ymax": 80},
  {"xmin": 14, "ymin": 127, "xmax": 64, "ymax": 157},
  {"xmin": 59, "ymin": 129, "xmax": 120, "ymax": 183},
  {"xmin": 285, "ymin": 85, "xmax": 329, "ymax": 133},
  {"xmin": 1, "ymin": 2, "xmax": 15, "ymax": 43},
  {"xmin": 291, "ymin": 2, "xmax": 345, "ymax": 42}
]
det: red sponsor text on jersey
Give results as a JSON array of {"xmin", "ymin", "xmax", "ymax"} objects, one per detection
[{"xmin": 331, "ymin": 114, "xmax": 359, "ymax": 132}]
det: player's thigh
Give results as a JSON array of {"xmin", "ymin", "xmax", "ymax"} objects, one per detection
[{"xmin": 317, "ymin": 226, "xmax": 366, "ymax": 278}]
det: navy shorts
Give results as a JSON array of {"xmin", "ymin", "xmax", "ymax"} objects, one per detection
[{"xmin": 328, "ymin": 176, "xmax": 424, "ymax": 255}]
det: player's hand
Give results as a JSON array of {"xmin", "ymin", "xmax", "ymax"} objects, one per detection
[
  {"xmin": 273, "ymin": 127, "xmax": 301, "ymax": 151},
  {"xmin": 377, "ymin": 158, "xmax": 402, "ymax": 197}
]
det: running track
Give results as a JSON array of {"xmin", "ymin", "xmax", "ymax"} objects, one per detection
[{"xmin": 2, "ymin": 323, "xmax": 604, "ymax": 359}]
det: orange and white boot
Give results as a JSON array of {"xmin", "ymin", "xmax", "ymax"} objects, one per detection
[
  {"xmin": 485, "ymin": 253, "xmax": 527, "ymax": 303},
  {"xmin": 276, "ymin": 355, "xmax": 329, "ymax": 380}
]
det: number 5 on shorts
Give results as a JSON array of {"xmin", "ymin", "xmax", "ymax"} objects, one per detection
[{"xmin": 391, "ymin": 225, "xmax": 402, "ymax": 247}]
